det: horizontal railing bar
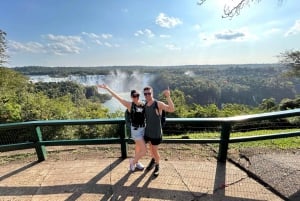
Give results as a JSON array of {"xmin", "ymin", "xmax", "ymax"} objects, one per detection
[
  {"xmin": 1, "ymin": 108, "xmax": 300, "ymax": 162},
  {"xmin": 1, "ymin": 108, "xmax": 300, "ymax": 130},
  {"xmin": 166, "ymin": 108, "xmax": 300, "ymax": 124},
  {"xmin": 0, "ymin": 142, "xmax": 35, "ymax": 152},
  {"xmin": 40, "ymin": 138, "xmax": 121, "ymax": 146},
  {"xmin": 163, "ymin": 139, "xmax": 220, "ymax": 143},
  {"xmin": 229, "ymin": 131, "xmax": 300, "ymax": 143},
  {"xmin": 0, "ymin": 118, "xmax": 125, "ymax": 130}
]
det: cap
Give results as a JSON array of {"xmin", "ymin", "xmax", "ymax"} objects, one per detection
[{"xmin": 130, "ymin": 89, "xmax": 140, "ymax": 97}]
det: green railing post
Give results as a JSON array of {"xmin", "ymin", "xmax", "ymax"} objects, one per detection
[
  {"xmin": 218, "ymin": 123, "xmax": 231, "ymax": 163},
  {"xmin": 35, "ymin": 126, "xmax": 47, "ymax": 161},
  {"xmin": 119, "ymin": 123, "xmax": 128, "ymax": 159}
]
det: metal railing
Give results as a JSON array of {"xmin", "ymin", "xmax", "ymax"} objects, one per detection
[{"xmin": 1, "ymin": 109, "xmax": 300, "ymax": 163}]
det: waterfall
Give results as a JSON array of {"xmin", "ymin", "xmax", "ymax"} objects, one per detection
[{"xmin": 29, "ymin": 71, "xmax": 155, "ymax": 112}]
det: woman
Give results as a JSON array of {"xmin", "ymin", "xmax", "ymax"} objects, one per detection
[{"xmin": 97, "ymin": 84, "xmax": 146, "ymax": 172}]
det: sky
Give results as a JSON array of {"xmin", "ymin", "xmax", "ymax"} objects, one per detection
[{"xmin": 1, "ymin": 0, "xmax": 300, "ymax": 67}]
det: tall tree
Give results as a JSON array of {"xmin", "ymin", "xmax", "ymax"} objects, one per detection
[
  {"xmin": 0, "ymin": 30, "xmax": 8, "ymax": 66},
  {"xmin": 197, "ymin": 0, "xmax": 283, "ymax": 18},
  {"xmin": 278, "ymin": 50, "xmax": 300, "ymax": 77}
]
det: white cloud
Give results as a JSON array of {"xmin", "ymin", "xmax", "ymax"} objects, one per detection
[
  {"xmin": 8, "ymin": 32, "xmax": 120, "ymax": 56},
  {"xmin": 199, "ymin": 28, "xmax": 255, "ymax": 46},
  {"xmin": 214, "ymin": 30, "xmax": 245, "ymax": 40},
  {"xmin": 44, "ymin": 34, "xmax": 82, "ymax": 44},
  {"xmin": 9, "ymin": 34, "xmax": 85, "ymax": 55},
  {"xmin": 155, "ymin": 13, "xmax": 182, "ymax": 28},
  {"xmin": 46, "ymin": 42, "xmax": 80, "ymax": 55},
  {"xmin": 101, "ymin": 34, "xmax": 113, "ymax": 39},
  {"xmin": 134, "ymin": 29, "xmax": 154, "ymax": 38},
  {"xmin": 193, "ymin": 24, "xmax": 201, "ymax": 30},
  {"xmin": 104, "ymin": 42, "xmax": 112, "ymax": 47},
  {"xmin": 82, "ymin": 32, "xmax": 113, "ymax": 39},
  {"xmin": 8, "ymin": 40, "xmax": 45, "ymax": 53},
  {"xmin": 165, "ymin": 44, "xmax": 181, "ymax": 51},
  {"xmin": 42, "ymin": 34, "xmax": 83, "ymax": 54},
  {"xmin": 264, "ymin": 28, "xmax": 281, "ymax": 36},
  {"xmin": 160, "ymin": 34, "xmax": 171, "ymax": 38},
  {"xmin": 121, "ymin": 8, "xmax": 128, "ymax": 13},
  {"xmin": 95, "ymin": 40, "xmax": 102, "ymax": 45},
  {"xmin": 285, "ymin": 19, "xmax": 300, "ymax": 37},
  {"xmin": 81, "ymin": 32, "xmax": 117, "ymax": 47},
  {"xmin": 81, "ymin": 32, "xmax": 100, "ymax": 39}
]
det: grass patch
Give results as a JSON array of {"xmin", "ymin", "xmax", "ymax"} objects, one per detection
[
  {"xmin": 164, "ymin": 129, "xmax": 300, "ymax": 149},
  {"xmin": 0, "ymin": 153, "xmax": 36, "ymax": 164}
]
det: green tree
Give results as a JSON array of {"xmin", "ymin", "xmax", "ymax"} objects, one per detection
[
  {"xmin": 0, "ymin": 67, "xmax": 29, "ymax": 122},
  {"xmin": 0, "ymin": 30, "xmax": 8, "ymax": 66},
  {"xmin": 158, "ymin": 89, "xmax": 188, "ymax": 117},
  {"xmin": 259, "ymin": 98, "xmax": 277, "ymax": 111},
  {"xmin": 197, "ymin": 0, "xmax": 284, "ymax": 18},
  {"xmin": 278, "ymin": 50, "xmax": 300, "ymax": 77},
  {"xmin": 220, "ymin": 103, "xmax": 252, "ymax": 117}
]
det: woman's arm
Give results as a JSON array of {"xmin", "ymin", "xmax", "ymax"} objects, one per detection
[{"xmin": 97, "ymin": 84, "xmax": 131, "ymax": 110}]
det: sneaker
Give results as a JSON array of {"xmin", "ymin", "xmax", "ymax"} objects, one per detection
[
  {"xmin": 153, "ymin": 164, "xmax": 159, "ymax": 176},
  {"xmin": 146, "ymin": 158, "xmax": 155, "ymax": 171},
  {"xmin": 129, "ymin": 158, "xmax": 135, "ymax": 172},
  {"xmin": 136, "ymin": 162, "xmax": 144, "ymax": 170}
]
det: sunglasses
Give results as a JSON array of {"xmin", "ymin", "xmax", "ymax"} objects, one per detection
[
  {"xmin": 132, "ymin": 94, "xmax": 139, "ymax": 98},
  {"xmin": 144, "ymin": 92, "xmax": 151, "ymax": 96}
]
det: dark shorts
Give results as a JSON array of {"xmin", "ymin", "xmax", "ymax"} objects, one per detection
[{"xmin": 144, "ymin": 135, "xmax": 162, "ymax": 145}]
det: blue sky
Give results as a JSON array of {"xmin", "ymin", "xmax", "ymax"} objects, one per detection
[{"xmin": 1, "ymin": 0, "xmax": 300, "ymax": 67}]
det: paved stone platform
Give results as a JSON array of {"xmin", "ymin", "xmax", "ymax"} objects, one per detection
[{"xmin": 0, "ymin": 158, "xmax": 284, "ymax": 201}]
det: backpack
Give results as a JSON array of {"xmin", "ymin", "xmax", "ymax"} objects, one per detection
[
  {"xmin": 154, "ymin": 100, "xmax": 166, "ymax": 128},
  {"xmin": 125, "ymin": 103, "xmax": 133, "ymax": 128}
]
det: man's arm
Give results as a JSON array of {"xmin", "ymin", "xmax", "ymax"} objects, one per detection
[{"xmin": 159, "ymin": 89, "xmax": 175, "ymax": 113}]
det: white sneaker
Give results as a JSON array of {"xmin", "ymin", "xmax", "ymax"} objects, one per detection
[
  {"xmin": 136, "ymin": 162, "xmax": 144, "ymax": 170},
  {"xmin": 129, "ymin": 158, "xmax": 135, "ymax": 172}
]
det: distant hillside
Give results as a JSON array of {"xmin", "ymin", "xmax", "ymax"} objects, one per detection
[
  {"xmin": 13, "ymin": 64, "xmax": 300, "ymax": 107},
  {"xmin": 13, "ymin": 64, "xmax": 282, "ymax": 77}
]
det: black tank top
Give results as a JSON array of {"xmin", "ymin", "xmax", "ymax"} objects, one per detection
[{"xmin": 131, "ymin": 103, "xmax": 145, "ymax": 125}]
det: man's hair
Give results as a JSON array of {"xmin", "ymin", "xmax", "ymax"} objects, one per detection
[{"xmin": 143, "ymin": 86, "xmax": 152, "ymax": 91}]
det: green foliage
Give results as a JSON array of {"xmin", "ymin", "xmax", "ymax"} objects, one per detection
[
  {"xmin": 3, "ymin": 65, "xmax": 300, "ymax": 140},
  {"xmin": 279, "ymin": 97, "xmax": 300, "ymax": 110},
  {"xmin": 158, "ymin": 89, "xmax": 188, "ymax": 117},
  {"xmin": 0, "ymin": 67, "xmax": 115, "ymax": 139},
  {"xmin": 219, "ymin": 103, "xmax": 253, "ymax": 117},
  {"xmin": 146, "ymin": 65, "xmax": 297, "ymax": 108},
  {"xmin": 259, "ymin": 98, "xmax": 277, "ymax": 111},
  {"xmin": 33, "ymin": 81, "xmax": 86, "ymax": 103},
  {"xmin": 0, "ymin": 30, "xmax": 8, "ymax": 66},
  {"xmin": 278, "ymin": 50, "xmax": 300, "ymax": 77},
  {"xmin": 0, "ymin": 67, "xmax": 29, "ymax": 122}
]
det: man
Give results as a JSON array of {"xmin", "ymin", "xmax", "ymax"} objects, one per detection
[{"xmin": 143, "ymin": 86, "xmax": 175, "ymax": 176}]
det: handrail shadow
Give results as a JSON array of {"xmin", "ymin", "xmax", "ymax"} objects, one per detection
[{"xmin": 0, "ymin": 161, "xmax": 39, "ymax": 182}]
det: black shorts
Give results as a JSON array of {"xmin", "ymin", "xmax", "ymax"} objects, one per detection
[{"xmin": 144, "ymin": 135, "xmax": 162, "ymax": 145}]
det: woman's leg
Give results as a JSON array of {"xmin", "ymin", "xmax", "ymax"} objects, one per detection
[{"xmin": 133, "ymin": 139, "xmax": 146, "ymax": 164}]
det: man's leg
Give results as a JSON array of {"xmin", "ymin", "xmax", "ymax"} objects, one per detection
[
  {"xmin": 150, "ymin": 144, "xmax": 160, "ymax": 176},
  {"xmin": 146, "ymin": 143, "xmax": 155, "ymax": 170},
  {"xmin": 151, "ymin": 144, "xmax": 160, "ymax": 165}
]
